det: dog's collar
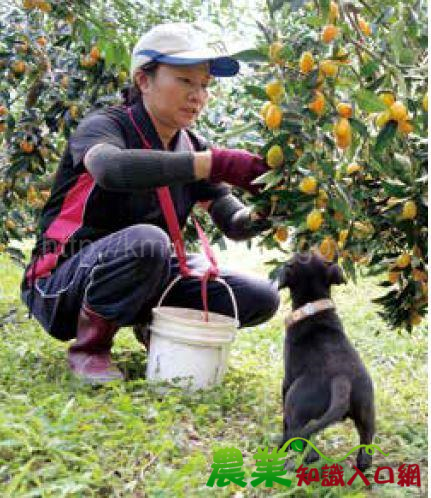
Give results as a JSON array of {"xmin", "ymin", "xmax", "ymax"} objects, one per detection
[{"xmin": 286, "ymin": 298, "xmax": 335, "ymax": 328}]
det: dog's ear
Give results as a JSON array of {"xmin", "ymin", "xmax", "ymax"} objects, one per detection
[
  {"xmin": 274, "ymin": 264, "xmax": 296, "ymax": 290},
  {"xmin": 326, "ymin": 263, "xmax": 346, "ymax": 286}
]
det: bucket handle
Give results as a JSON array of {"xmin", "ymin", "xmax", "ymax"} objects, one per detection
[{"xmin": 156, "ymin": 275, "xmax": 240, "ymax": 327}]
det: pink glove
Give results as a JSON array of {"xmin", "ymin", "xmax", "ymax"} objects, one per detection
[{"xmin": 210, "ymin": 148, "xmax": 269, "ymax": 195}]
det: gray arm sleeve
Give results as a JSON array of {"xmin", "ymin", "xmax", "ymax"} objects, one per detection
[
  {"xmin": 69, "ymin": 111, "xmax": 196, "ymax": 190},
  {"xmin": 85, "ymin": 143, "xmax": 196, "ymax": 191},
  {"xmin": 209, "ymin": 194, "xmax": 272, "ymax": 241}
]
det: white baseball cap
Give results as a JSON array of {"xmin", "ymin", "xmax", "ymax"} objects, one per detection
[{"xmin": 130, "ymin": 22, "xmax": 241, "ymax": 80}]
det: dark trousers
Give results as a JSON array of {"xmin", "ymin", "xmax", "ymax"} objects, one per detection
[{"xmin": 21, "ymin": 224, "xmax": 280, "ymax": 341}]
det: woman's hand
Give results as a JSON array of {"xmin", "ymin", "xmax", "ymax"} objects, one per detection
[
  {"xmin": 193, "ymin": 148, "xmax": 269, "ymax": 194},
  {"xmin": 210, "ymin": 148, "xmax": 269, "ymax": 194}
]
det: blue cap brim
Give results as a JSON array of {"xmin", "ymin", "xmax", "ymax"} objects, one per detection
[{"xmin": 136, "ymin": 49, "xmax": 240, "ymax": 77}]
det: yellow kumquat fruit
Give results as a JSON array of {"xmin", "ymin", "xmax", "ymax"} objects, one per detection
[
  {"xmin": 336, "ymin": 102, "xmax": 353, "ymax": 118},
  {"xmin": 299, "ymin": 176, "xmax": 318, "ymax": 194},
  {"xmin": 269, "ymin": 41, "xmax": 284, "ymax": 65},
  {"xmin": 321, "ymin": 24, "xmax": 339, "ymax": 43},
  {"xmin": 378, "ymin": 92, "xmax": 395, "ymax": 107},
  {"xmin": 265, "ymin": 104, "xmax": 283, "ymax": 129},
  {"xmin": 265, "ymin": 81, "xmax": 284, "ymax": 103},
  {"xmin": 358, "ymin": 16, "xmax": 372, "ymax": 36},
  {"xmin": 390, "ymin": 101, "xmax": 408, "ymax": 121},
  {"xmin": 307, "ymin": 209, "xmax": 323, "ymax": 231},
  {"xmin": 299, "ymin": 51, "xmax": 315, "ymax": 74},
  {"xmin": 266, "ymin": 145, "xmax": 284, "ymax": 168},
  {"xmin": 320, "ymin": 237, "xmax": 337, "ymax": 261},
  {"xmin": 309, "ymin": 90, "xmax": 325, "ymax": 115},
  {"xmin": 346, "ymin": 163, "xmax": 362, "ymax": 175},
  {"xmin": 401, "ymin": 200, "xmax": 417, "ymax": 220},
  {"xmin": 396, "ymin": 253, "xmax": 411, "ymax": 269},
  {"xmin": 320, "ymin": 59, "xmax": 338, "ymax": 77},
  {"xmin": 398, "ymin": 120, "xmax": 413, "ymax": 134}
]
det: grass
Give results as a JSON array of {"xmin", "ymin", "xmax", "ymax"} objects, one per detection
[{"xmin": 0, "ymin": 240, "xmax": 427, "ymax": 497}]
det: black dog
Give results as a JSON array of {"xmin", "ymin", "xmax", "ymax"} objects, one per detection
[{"xmin": 276, "ymin": 252, "xmax": 375, "ymax": 471}]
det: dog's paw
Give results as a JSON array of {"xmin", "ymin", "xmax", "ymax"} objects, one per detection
[
  {"xmin": 356, "ymin": 450, "xmax": 372, "ymax": 472},
  {"xmin": 356, "ymin": 458, "xmax": 372, "ymax": 472}
]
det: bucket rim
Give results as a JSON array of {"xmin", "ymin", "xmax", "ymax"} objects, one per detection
[{"xmin": 152, "ymin": 305, "xmax": 239, "ymax": 329}]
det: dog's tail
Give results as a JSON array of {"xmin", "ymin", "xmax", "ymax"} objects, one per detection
[{"xmin": 298, "ymin": 375, "xmax": 351, "ymax": 438}]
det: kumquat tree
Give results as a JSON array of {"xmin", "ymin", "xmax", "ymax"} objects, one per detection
[
  {"xmin": 234, "ymin": 0, "xmax": 428, "ymax": 331},
  {"xmin": 0, "ymin": 0, "xmax": 428, "ymax": 332},
  {"xmin": 0, "ymin": 1, "xmax": 137, "ymax": 259},
  {"xmin": 0, "ymin": 1, "xmax": 428, "ymax": 496}
]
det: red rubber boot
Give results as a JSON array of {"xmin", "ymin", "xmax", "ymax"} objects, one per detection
[{"xmin": 68, "ymin": 305, "xmax": 124, "ymax": 383}]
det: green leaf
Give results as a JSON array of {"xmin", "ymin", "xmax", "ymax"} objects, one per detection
[
  {"xmin": 319, "ymin": 0, "xmax": 330, "ymax": 18},
  {"xmin": 278, "ymin": 44, "xmax": 294, "ymax": 61},
  {"xmin": 381, "ymin": 181, "xmax": 407, "ymax": 197},
  {"xmin": 333, "ymin": 181, "xmax": 351, "ymax": 207},
  {"xmin": 366, "ymin": 74, "xmax": 387, "ymax": 92},
  {"xmin": 260, "ymin": 133, "xmax": 290, "ymax": 155},
  {"xmin": 399, "ymin": 48, "xmax": 415, "ymax": 65},
  {"xmin": 234, "ymin": 49, "xmax": 267, "ymax": 63},
  {"xmin": 388, "ymin": 21, "xmax": 405, "ymax": 65},
  {"xmin": 361, "ymin": 60, "xmax": 379, "ymax": 78},
  {"xmin": 5, "ymin": 246, "xmax": 25, "ymax": 263},
  {"xmin": 252, "ymin": 169, "xmax": 283, "ymax": 191},
  {"xmin": 350, "ymin": 118, "xmax": 368, "ymax": 138},
  {"xmin": 218, "ymin": 122, "xmax": 258, "ymax": 141},
  {"xmin": 372, "ymin": 290, "xmax": 398, "ymax": 304},
  {"xmin": 306, "ymin": 16, "xmax": 324, "ymax": 28},
  {"xmin": 342, "ymin": 257, "xmax": 357, "ymax": 284},
  {"xmin": 354, "ymin": 90, "xmax": 388, "ymax": 113},
  {"xmin": 320, "ymin": 161, "xmax": 335, "ymax": 177},
  {"xmin": 294, "ymin": 151, "xmax": 314, "ymax": 172},
  {"xmin": 391, "ymin": 67, "xmax": 407, "ymax": 97},
  {"xmin": 244, "ymin": 85, "xmax": 268, "ymax": 101},
  {"xmin": 374, "ymin": 121, "xmax": 397, "ymax": 155},
  {"xmin": 101, "ymin": 42, "xmax": 116, "ymax": 69},
  {"xmin": 77, "ymin": 20, "xmax": 92, "ymax": 47},
  {"xmin": 292, "ymin": 440, "xmax": 304, "ymax": 452},
  {"xmin": 393, "ymin": 153, "xmax": 411, "ymax": 171}
]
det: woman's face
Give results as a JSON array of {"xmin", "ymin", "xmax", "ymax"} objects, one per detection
[{"xmin": 136, "ymin": 63, "xmax": 213, "ymax": 130}]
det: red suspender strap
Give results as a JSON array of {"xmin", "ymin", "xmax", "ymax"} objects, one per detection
[
  {"xmin": 156, "ymin": 186, "xmax": 190, "ymax": 277},
  {"xmin": 192, "ymin": 215, "xmax": 218, "ymax": 274},
  {"xmin": 125, "ymin": 106, "xmax": 153, "ymax": 148},
  {"xmin": 126, "ymin": 106, "xmax": 219, "ymax": 321}
]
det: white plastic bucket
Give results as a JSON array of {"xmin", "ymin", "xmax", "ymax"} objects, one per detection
[{"xmin": 146, "ymin": 275, "xmax": 239, "ymax": 390}]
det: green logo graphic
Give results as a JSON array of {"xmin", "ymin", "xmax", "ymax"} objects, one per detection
[
  {"xmin": 206, "ymin": 447, "xmax": 247, "ymax": 488},
  {"xmin": 249, "ymin": 446, "xmax": 291, "ymax": 488},
  {"xmin": 205, "ymin": 438, "xmax": 419, "ymax": 490},
  {"xmin": 279, "ymin": 437, "xmax": 389, "ymax": 463}
]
